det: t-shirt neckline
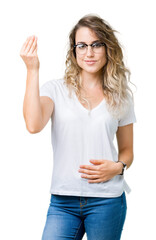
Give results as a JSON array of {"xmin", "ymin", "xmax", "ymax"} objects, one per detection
[{"xmin": 73, "ymin": 91, "xmax": 106, "ymax": 113}]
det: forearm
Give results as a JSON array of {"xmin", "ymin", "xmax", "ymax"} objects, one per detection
[
  {"xmin": 116, "ymin": 148, "xmax": 134, "ymax": 175},
  {"xmin": 23, "ymin": 69, "xmax": 43, "ymax": 133}
]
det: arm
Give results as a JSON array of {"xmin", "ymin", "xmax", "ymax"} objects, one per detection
[
  {"xmin": 23, "ymin": 70, "xmax": 54, "ymax": 133},
  {"xmin": 116, "ymin": 123, "xmax": 134, "ymax": 174},
  {"xmin": 23, "ymin": 69, "xmax": 42, "ymax": 133},
  {"xmin": 78, "ymin": 123, "xmax": 134, "ymax": 183},
  {"xmin": 21, "ymin": 36, "xmax": 54, "ymax": 133}
]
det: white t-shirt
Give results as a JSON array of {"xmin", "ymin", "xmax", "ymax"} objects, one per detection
[{"xmin": 39, "ymin": 78, "xmax": 136, "ymax": 197}]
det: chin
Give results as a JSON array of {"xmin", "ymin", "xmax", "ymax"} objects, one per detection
[{"xmin": 82, "ymin": 66, "xmax": 103, "ymax": 74}]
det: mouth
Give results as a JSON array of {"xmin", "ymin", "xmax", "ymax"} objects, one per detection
[{"xmin": 84, "ymin": 60, "xmax": 97, "ymax": 65}]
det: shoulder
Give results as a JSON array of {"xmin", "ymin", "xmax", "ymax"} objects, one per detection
[
  {"xmin": 40, "ymin": 78, "xmax": 69, "ymax": 102},
  {"xmin": 40, "ymin": 78, "xmax": 65, "ymax": 89},
  {"xmin": 118, "ymin": 95, "xmax": 136, "ymax": 127},
  {"xmin": 49, "ymin": 78, "xmax": 66, "ymax": 87},
  {"xmin": 45, "ymin": 78, "xmax": 63, "ymax": 85}
]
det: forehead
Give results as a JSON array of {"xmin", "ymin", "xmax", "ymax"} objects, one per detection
[{"xmin": 75, "ymin": 27, "xmax": 99, "ymax": 43}]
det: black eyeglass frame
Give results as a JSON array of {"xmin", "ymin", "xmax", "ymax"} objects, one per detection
[{"xmin": 74, "ymin": 42, "xmax": 105, "ymax": 49}]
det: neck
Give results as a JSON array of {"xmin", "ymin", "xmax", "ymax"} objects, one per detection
[{"xmin": 80, "ymin": 70, "xmax": 103, "ymax": 90}]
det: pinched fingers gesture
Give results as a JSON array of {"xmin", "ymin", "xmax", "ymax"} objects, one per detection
[{"xmin": 20, "ymin": 35, "xmax": 40, "ymax": 70}]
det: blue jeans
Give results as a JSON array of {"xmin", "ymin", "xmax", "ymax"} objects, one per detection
[{"xmin": 42, "ymin": 192, "xmax": 127, "ymax": 240}]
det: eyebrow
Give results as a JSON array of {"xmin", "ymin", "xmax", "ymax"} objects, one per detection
[{"xmin": 76, "ymin": 40, "xmax": 101, "ymax": 44}]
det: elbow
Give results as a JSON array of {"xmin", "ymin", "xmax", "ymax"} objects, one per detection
[
  {"xmin": 130, "ymin": 150, "xmax": 135, "ymax": 163},
  {"xmin": 27, "ymin": 127, "xmax": 40, "ymax": 134},
  {"xmin": 26, "ymin": 126, "xmax": 41, "ymax": 134},
  {"xmin": 25, "ymin": 122, "xmax": 42, "ymax": 134},
  {"xmin": 23, "ymin": 114, "xmax": 43, "ymax": 134}
]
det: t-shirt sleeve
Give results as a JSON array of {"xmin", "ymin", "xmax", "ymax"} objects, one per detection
[
  {"xmin": 39, "ymin": 80, "xmax": 56, "ymax": 102},
  {"xmin": 118, "ymin": 99, "xmax": 136, "ymax": 127}
]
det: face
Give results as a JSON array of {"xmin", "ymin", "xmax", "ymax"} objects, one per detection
[{"xmin": 75, "ymin": 27, "xmax": 107, "ymax": 75}]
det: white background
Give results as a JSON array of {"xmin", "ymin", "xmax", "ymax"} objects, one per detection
[{"xmin": 0, "ymin": 0, "xmax": 155, "ymax": 239}]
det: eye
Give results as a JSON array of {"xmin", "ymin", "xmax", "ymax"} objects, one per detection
[
  {"xmin": 77, "ymin": 44, "xmax": 86, "ymax": 49},
  {"xmin": 92, "ymin": 42, "xmax": 103, "ymax": 48}
]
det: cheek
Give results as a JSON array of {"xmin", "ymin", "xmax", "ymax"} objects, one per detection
[
  {"xmin": 100, "ymin": 55, "xmax": 107, "ymax": 66},
  {"xmin": 76, "ymin": 55, "xmax": 83, "ymax": 67}
]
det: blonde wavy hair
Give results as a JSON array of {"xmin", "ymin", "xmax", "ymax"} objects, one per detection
[{"xmin": 64, "ymin": 14, "xmax": 135, "ymax": 119}]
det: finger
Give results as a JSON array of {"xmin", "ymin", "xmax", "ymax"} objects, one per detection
[
  {"xmin": 81, "ymin": 174, "xmax": 99, "ymax": 179},
  {"xmin": 21, "ymin": 36, "xmax": 32, "ymax": 52},
  {"xmin": 23, "ymin": 36, "xmax": 32, "ymax": 51},
  {"xmin": 29, "ymin": 37, "xmax": 38, "ymax": 54},
  {"xmin": 20, "ymin": 37, "xmax": 30, "ymax": 55},
  {"xmin": 25, "ymin": 36, "xmax": 35, "ymax": 53},
  {"xmin": 90, "ymin": 159, "xmax": 104, "ymax": 164},
  {"xmin": 32, "ymin": 46, "xmax": 38, "ymax": 55},
  {"xmin": 79, "ymin": 169, "xmax": 98, "ymax": 175},
  {"xmin": 25, "ymin": 36, "xmax": 35, "ymax": 54},
  {"xmin": 88, "ymin": 178, "xmax": 103, "ymax": 183},
  {"xmin": 79, "ymin": 165, "xmax": 98, "ymax": 171}
]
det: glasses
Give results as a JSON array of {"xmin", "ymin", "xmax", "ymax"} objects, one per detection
[{"xmin": 74, "ymin": 42, "xmax": 105, "ymax": 55}]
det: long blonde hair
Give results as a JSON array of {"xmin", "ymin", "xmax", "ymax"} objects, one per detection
[{"xmin": 64, "ymin": 14, "xmax": 135, "ymax": 119}]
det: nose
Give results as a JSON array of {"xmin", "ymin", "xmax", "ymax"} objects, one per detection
[{"xmin": 86, "ymin": 46, "xmax": 94, "ymax": 57}]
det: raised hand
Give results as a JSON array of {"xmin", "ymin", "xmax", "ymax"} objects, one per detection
[{"xmin": 20, "ymin": 35, "xmax": 40, "ymax": 70}]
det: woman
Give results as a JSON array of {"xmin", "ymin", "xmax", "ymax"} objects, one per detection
[{"xmin": 20, "ymin": 14, "xmax": 136, "ymax": 240}]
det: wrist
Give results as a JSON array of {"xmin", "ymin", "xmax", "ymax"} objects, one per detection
[
  {"xmin": 27, "ymin": 68, "xmax": 39, "ymax": 73},
  {"xmin": 116, "ymin": 162, "xmax": 123, "ymax": 175}
]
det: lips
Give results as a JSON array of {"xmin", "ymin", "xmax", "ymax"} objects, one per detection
[
  {"xmin": 85, "ymin": 60, "xmax": 97, "ymax": 62},
  {"xmin": 84, "ymin": 60, "xmax": 97, "ymax": 65}
]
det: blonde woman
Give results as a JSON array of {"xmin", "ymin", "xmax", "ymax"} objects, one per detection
[{"xmin": 20, "ymin": 14, "xmax": 136, "ymax": 240}]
